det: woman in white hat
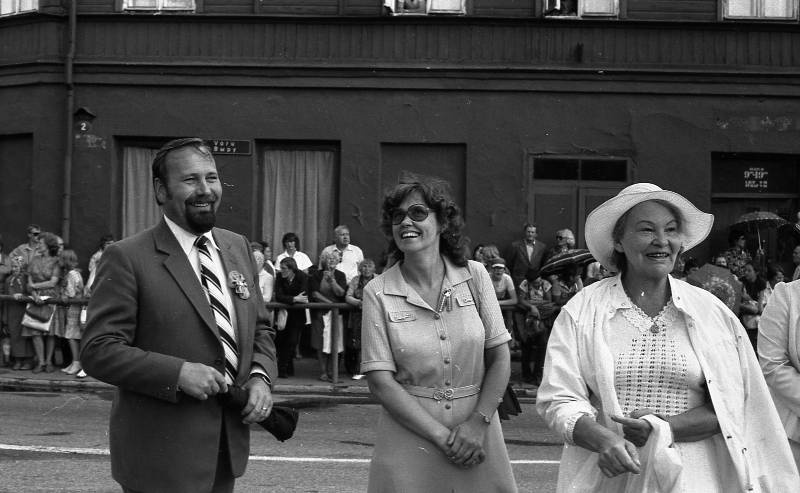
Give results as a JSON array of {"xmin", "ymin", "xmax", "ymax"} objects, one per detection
[{"xmin": 536, "ymin": 183, "xmax": 799, "ymax": 492}]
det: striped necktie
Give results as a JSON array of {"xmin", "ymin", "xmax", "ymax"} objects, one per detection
[{"xmin": 195, "ymin": 235, "xmax": 239, "ymax": 385}]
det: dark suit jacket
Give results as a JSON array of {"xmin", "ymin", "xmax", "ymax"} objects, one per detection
[
  {"xmin": 506, "ymin": 239, "xmax": 548, "ymax": 287},
  {"xmin": 80, "ymin": 219, "xmax": 277, "ymax": 493}
]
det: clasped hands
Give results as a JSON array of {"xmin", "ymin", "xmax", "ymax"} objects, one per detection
[
  {"xmin": 597, "ymin": 408, "xmax": 660, "ymax": 478},
  {"xmin": 177, "ymin": 362, "xmax": 273, "ymax": 425},
  {"xmin": 436, "ymin": 416, "xmax": 488, "ymax": 469}
]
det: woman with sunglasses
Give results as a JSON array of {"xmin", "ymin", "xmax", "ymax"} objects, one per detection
[{"xmin": 360, "ymin": 175, "xmax": 516, "ymax": 492}]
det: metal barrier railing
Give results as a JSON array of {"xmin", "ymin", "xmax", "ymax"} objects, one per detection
[{"xmin": 0, "ymin": 296, "xmax": 520, "ymax": 387}]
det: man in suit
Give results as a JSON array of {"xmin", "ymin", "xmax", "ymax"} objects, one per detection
[
  {"xmin": 81, "ymin": 138, "xmax": 277, "ymax": 493},
  {"xmin": 506, "ymin": 223, "xmax": 547, "ymax": 288}
]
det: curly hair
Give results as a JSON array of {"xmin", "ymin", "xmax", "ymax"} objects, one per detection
[{"xmin": 379, "ymin": 173, "xmax": 467, "ymax": 267}]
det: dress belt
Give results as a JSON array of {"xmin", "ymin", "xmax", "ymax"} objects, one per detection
[{"xmin": 402, "ymin": 383, "xmax": 481, "ymax": 401}]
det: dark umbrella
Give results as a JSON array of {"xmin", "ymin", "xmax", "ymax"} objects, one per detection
[
  {"xmin": 731, "ymin": 211, "xmax": 788, "ymax": 249},
  {"xmin": 540, "ymin": 249, "xmax": 595, "ymax": 276},
  {"xmin": 687, "ymin": 264, "xmax": 742, "ymax": 312}
]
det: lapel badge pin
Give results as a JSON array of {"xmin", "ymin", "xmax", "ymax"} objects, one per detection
[{"xmin": 228, "ymin": 271, "xmax": 250, "ymax": 300}]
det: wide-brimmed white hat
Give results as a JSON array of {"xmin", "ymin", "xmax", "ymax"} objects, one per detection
[{"xmin": 584, "ymin": 183, "xmax": 714, "ymax": 271}]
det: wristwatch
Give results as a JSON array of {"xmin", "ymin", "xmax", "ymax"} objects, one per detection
[{"xmin": 476, "ymin": 410, "xmax": 492, "ymax": 424}]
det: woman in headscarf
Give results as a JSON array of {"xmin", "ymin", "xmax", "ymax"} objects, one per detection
[{"xmin": 536, "ymin": 183, "xmax": 798, "ymax": 492}]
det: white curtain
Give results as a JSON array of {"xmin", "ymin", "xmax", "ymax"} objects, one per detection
[
  {"xmin": 122, "ymin": 146, "xmax": 160, "ymax": 238},
  {"xmin": 261, "ymin": 149, "xmax": 335, "ymax": 265}
]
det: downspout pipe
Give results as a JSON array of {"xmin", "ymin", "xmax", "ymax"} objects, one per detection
[{"xmin": 61, "ymin": 0, "xmax": 76, "ymax": 244}]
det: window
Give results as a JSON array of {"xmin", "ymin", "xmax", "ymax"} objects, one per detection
[
  {"xmin": 0, "ymin": 0, "xmax": 37, "ymax": 16},
  {"xmin": 386, "ymin": 0, "xmax": 465, "ymax": 15},
  {"xmin": 544, "ymin": 0, "xmax": 617, "ymax": 17},
  {"xmin": 724, "ymin": 0, "xmax": 795, "ymax": 18},
  {"xmin": 123, "ymin": 0, "xmax": 194, "ymax": 12}
]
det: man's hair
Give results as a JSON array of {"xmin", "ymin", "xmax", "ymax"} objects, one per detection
[
  {"xmin": 334, "ymin": 225, "xmax": 349, "ymax": 235},
  {"xmin": 151, "ymin": 138, "xmax": 213, "ymax": 198},
  {"xmin": 26, "ymin": 224, "xmax": 41, "ymax": 234},
  {"xmin": 523, "ymin": 223, "xmax": 537, "ymax": 232}
]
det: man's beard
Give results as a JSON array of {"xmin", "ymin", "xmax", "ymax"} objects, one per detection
[{"xmin": 187, "ymin": 208, "xmax": 216, "ymax": 234}]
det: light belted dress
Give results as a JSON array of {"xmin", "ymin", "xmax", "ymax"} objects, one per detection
[{"xmin": 361, "ymin": 258, "xmax": 517, "ymax": 493}]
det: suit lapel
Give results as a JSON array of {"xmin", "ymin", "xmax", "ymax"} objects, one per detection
[{"xmin": 154, "ymin": 220, "xmax": 218, "ymax": 336}]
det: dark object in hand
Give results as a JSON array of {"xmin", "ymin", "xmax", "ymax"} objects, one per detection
[{"xmin": 221, "ymin": 386, "xmax": 299, "ymax": 442}]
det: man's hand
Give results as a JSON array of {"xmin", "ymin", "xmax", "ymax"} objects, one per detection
[
  {"xmin": 241, "ymin": 376, "xmax": 273, "ymax": 424},
  {"xmin": 177, "ymin": 362, "xmax": 228, "ymax": 400}
]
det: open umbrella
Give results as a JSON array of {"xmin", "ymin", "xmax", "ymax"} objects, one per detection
[
  {"xmin": 731, "ymin": 211, "xmax": 788, "ymax": 249},
  {"xmin": 540, "ymin": 249, "xmax": 595, "ymax": 276},
  {"xmin": 687, "ymin": 264, "xmax": 742, "ymax": 312}
]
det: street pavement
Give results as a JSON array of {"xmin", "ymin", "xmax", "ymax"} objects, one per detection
[{"xmin": 1, "ymin": 389, "xmax": 562, "ymax": 492}]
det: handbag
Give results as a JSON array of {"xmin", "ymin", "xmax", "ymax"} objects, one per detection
[
  {"xmin": 22, "ymin": 303, "xmax": 55, "ymax": 333},
  {"xmin": 275, "ymin": 309, "xmax": 288, "ymax": 331},
  {"xmin": 465, "ymin": 263, "xmax": 522, "ymax": 420}
]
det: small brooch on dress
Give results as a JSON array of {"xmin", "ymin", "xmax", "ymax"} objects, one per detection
[{"xmin": 228, "ymin": 271, "xmax": 250, "ymax": 300}]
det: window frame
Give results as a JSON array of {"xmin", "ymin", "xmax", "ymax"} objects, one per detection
[
  {"xmin": 122, "ymin": 0, "xmax": 196, "ymax": 12},
  {"xmin": 389, "ymin": 0, "xmax": 466, "ymax": 15},
  {"xmin": 722, "ymin": 0, "xmax": 798, "ymax": 20},
  {"xmin": 544, "ymin": 0, "xmax": 619, "ymax": 18},
  {"xmin": 0, "ymin": 0, "xmax": 38, "ymax": 17}
]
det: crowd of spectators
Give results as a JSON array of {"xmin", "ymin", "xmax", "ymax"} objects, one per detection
[
  {"xmin": 3, "ymin": 217, "xmax": 791, "ymax": 384},
  {"xmin": 0, "ymin": 224, "xmax": 114, "ymax": 377}
]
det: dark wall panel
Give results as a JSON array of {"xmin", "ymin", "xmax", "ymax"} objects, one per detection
[
  {"xmin": 203, "ymin": 0, "xmax": 254, "ymax": 14},
  {"xmin": 0, "ymin": 134, "xmax": 33, "ymax": 249},
  {"xmin": 473, "ymin": 0, "xmax": 536, "ymax": 17},
  {"xmin": 626, "ymin": 0, "xmax": 717, "ymax": 20}
]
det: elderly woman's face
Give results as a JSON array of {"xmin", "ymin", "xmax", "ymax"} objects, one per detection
[
  {"xmin": 360, "ymin": 261, "xmax": 376, "ymax": 277},
  {"xmin": 614, "ymin": 201, "xmax": 682, "ymax": 280}
]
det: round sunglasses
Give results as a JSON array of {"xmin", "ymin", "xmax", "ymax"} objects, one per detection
[{"xmin": 391, "ymin": 204, "xmax": 432, "ymax": 225}]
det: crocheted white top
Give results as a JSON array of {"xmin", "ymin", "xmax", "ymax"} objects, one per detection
[{"xmin": 609, "ymin": 299, "xmax": 706, "ymax": 417}]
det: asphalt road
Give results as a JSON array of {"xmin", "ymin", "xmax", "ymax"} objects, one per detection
[{"xmin": 0, "ymin": 391, "xmax": 563, "ymax": 492}]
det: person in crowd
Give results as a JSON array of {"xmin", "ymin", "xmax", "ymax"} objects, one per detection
[
  {"xmin": 488, "ymin": 257, "xmax": 518, "ymax": 337},
  {"xmin": 57, "ymin": 249, "xmax": 86, "ymax": 377},
  {"xmin": 9, "ymin": 224, "xmax": 44, "ymax": 274},
  {"xmin": 545, "ymin": 228, "xmax": 576, "ymax": 262},
  {"xmin": 0, "ymin": 234, "xmax": 10, "ymax": 290},
  {"xmin": 309, "ymin": 250, "xmax": 347, "ymax": 382},
  {"xmin": 506, "ymin": 223, "xmax": 547, "ymax": 287},
  {"xmin": 792, "ymin": 245, "xmax": 800, "ymax": 281},
  {"xmin": 253, "ymin": 250, "xmax": 276, "ymax": 320},
  {"xmin": 758, "ymin": 278, "xmax": 800, "ymax": 472},
  {"xmin": 274, "ymin": 257, "xmax": 308, "ymax": 378},
  {"xmin": 537, "ymin": 182, "xmax": 799, "ymax": 492},
  {"xmin": 516, "ymin": 267, "xmax": 555, "ymax": 386},
  {"xmin": 739, "ymin": 261, "xmax": 768, "ymax": 350},
  {"xmin": 722, "ymin": 230, "xmax": 752, "ymax": 278},
  {"xmin": 682, "ymin": 256, "xmax": 700, "ymax": 279},
  {"xmin": 250, "ymin": 241, "xmax": 264, "ymax": 253},
  {"xmin": 3, "ymin": 257, "xmax": 33, "ymax": 370},
  {"xmin": 763, "ymin": 263, "xmax": 785, "ymax": 306},
  {"xmin": 361, "ymin": 174, "xmax": 517, "ymax": 492},
  {"xmin": 84, "ymin": 234, "xmax": 113, "ymax": 296},
  {"xmin": 583, "ymin": 261, "xmax": 604, "ymax": 285},
  {"xmin": 319, "ymin": 225, "xmax": 364, "ymax": 283},
  {"xmin": 80, "ymin": 138, "xmax": 276, "ymax": 492},
  {"xmin": 548, "ymin": 262, "xmax": 583, "ymax": 307},
  {"xmin": 712, "ymin": 253, "xmax": 728, "ymax": 269},
  {"xmin": 479, "ymin": 244, "xmax": 502, "ymax": 270},
  {"xmin": 276, "ymin": 232, "xmax": 313, "ymax": 273},
  {"xmin": 24, "ymin": 232, "xmax": 62, "ymax": 373},
  {"xmin": 471, "ymin": 244, "xmax": 485, "ymax": 264},
  {"xmin": 344, "ymin": 258, "xmax": 375, "ymax": 380}
]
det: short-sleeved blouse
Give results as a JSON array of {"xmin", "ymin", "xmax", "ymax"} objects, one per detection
[
  {"xmin": 361, "ymin": 258, "xmax": 510, "ymax": 386},
  {"xmin": 28, "ymin": 255, "xmax": 60, "ymax": 298}
]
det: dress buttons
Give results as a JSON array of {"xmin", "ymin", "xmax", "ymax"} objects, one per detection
[
  {"xmin": 434, "ymin": 313, "xmax": 441, "ymax": 319},
  {"xmin": 444, "ymin": 358, "xmax": 451, "ymax": 364},
  {"xmin": 440, "ymin": 334, "xmax": 447, "ymax": 340},
  {"xmin": 445, "ymin": 380, "xmax": 451, "ymax": 386},
  {"xmin": 445, "ymin": 404, "xmax": 451, "ymax": 410}
]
